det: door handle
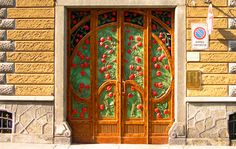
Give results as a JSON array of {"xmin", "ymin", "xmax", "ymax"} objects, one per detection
[{"xmin": 122, "ymin": 80, "xmax": 126, "ymax": 95}]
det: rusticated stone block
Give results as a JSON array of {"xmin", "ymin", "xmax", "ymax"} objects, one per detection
[
  {"xmin": 7, "ymin": 52, "xmax": 54, "ymax": 62},
  {"xmin": 15, "ymin": 85, "xmax": 54, "ymax": 96},
  {"xmin": 187, "ymin": 40, "xmax": 228, "ymax": 51},
  {"xmin": 229, "ymin": 18, "xmax": 236, "ymax": 29},
  {"xmin": 187, "ymin": 7, "xmax": 236, "ymax": 18},
  {"xmin": 187, "ymin": 85, "xmax": 228, "ymax": 97},
  {"xmin": 0, "ymin": 85, "xmax": 14, "ymax": 95},
  {"xmin": 16, "ymin": 0, "xmax": 54, "ymax": 7},
  {"xmin": 0, "ymin": 63, "xmax": 14, "ymax": 73},
  {"xmin": 0, "ymin": 8, "xmax": 7, "ymax": 19},
  {"xmin": 202, "ymin": 74, "xmax": 236, "ymax": 84},
  {"xmin": 7, "ymin": 8, "xmax": 54, "ymax": 18},
  {"xmin": 7, "ymin": 30, "xmax": 54, "ymax": 40},
  {"xmin": 0, "ymin": 0, "xmax": 14, "ymax": 7},
  {"xmin": 229, "ymin": 63, "xmax": 236, "ymax": 73},
  {"xmin": 16, "ymin": 19, "xmax": 54, "ymax": 29},
  {"xmin": 6, "ymin": 74, "xmax": 54, "ymax": 84},
  {"xmin": 15, "ymin": 63, "xmax": 54, "ymax": 73},
  {"xmin": 229, "ymin": 0, "xmax": 236, "ymax": 6},
  {"xmin": 229, "ymin": 85, "xmax": 236, "ymax": 96},
  {"xmin": 0, "ymin": 74, "xmax": 6, "ymax": 84},
  {"xmin": 201, "ymin": 52, "xmax": 236, "ymax": 62},
  {"xmin": 0, "ymin": 19, "xmax": 15, "ymax": 29},
  {"xmin": 187, "ymin": 52, "xmax": 200, "ymax": 62},
  {"xmin": 187, "ymin": 63, "xmax": 228, "ymax": 73},
  {"xmin": 0, "ymin": 30, "xmax": 6, "ymax": 40},
  {"xmin": 15, "ymin": 41, "xmax": 54, "ymax": 51},
  {"xmin": 0, "ymin": 41, "xmax": 15, "ymax": 51},
  {"xmin": 0, "ymin": 52, "xmax": 6, "ymax": 61},
  {"xmin": 229, "ymin": 41, "xmax": 236, "ymax": 51},
  {"xmin": 187, "ymin": 18, "xmax": 227, "ymax": 29}
]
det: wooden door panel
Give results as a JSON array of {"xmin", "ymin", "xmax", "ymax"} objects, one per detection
[{"xmin": 67, "ymin": 9, "xmax": 175, "ymax": 144}]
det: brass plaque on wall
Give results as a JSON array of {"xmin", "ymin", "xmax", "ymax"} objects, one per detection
[{"xmin": 186, "ymin": 70, "xmax": 201, "ymax": 89}]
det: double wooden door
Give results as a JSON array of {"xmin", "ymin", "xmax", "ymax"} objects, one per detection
[{"xmin": 67, "ymin": 9, "xmax": 174, "ymax": 144}]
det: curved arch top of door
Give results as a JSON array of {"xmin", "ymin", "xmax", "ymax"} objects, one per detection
[{"xmin": 67, "ymin": 8, "xmax": 174, "ymax": 144}]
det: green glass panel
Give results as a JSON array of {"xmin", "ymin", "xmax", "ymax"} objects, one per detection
[
  {"xmin": 153, "ymin": 101, "xmax": 169, "ymax": 119},
  {"xmin": 70, "ymin": 37, "xmax": 91, "ymax": 99},
  {"xmin": 124, "ymin": 11, "xmax": 144, "ymax": 26},
  {"xmin": 99, "ymin": 85, "xmax": 115, "ymax": 118},
  {"xmin": 152, "ymin": 10, "xmax": 172, "ymax": 28},
  {"xmin": 72, "ymin": 98, "xmax": 89, "ymax": 119},
  {"xmin": 71, "ymin": 21, "xmax": 90, "ymax": 49},
  {"xmin": 70, "ymin": 11, "xmax": 90, "ymax": 28},
  {"xmin": 124, "ymin": 25, "xmax": 144, "ymax": 88},
  {"xmin": 126, "ymin": 86, "xmax": 142, "ymax": 118},
  {"xmin": 98, "ymin": 11, "xmax": 117, "ymax": 26},
  {"xmin": 151, "ymin": 37, "xmax": 171, "ymax": 99},
  {"xmin": 97, "ymin": 26, "xmax": 117, "ymax": 87},
  {"xmin": 152, "ymin": 20, "xmax": 171, "ymax": 55}
]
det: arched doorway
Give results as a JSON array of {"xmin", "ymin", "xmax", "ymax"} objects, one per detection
[{"xmin": 67, "ymin": 9, "xmax": 174, "ymax": 144}]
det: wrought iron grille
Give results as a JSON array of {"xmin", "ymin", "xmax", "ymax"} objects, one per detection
[{"xmin": 0, "ymin": 110, "xmax": 12, "ymax": 133}]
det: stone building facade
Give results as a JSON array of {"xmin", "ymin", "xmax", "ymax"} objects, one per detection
[{"xmin": 0, "ymin": 0, "xmax": 235, "ymax": 146}]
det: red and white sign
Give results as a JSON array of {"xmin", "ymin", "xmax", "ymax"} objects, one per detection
[{"xmin": 191, "ymin": 23, "xmax": 209, "ymax": 50}]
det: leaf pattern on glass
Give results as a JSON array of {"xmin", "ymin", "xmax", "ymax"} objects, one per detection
[
  {"xmin": 152, "ymin": 20, "xmax": 171, "ymax": 55},
  {"xmin": 98, "ymin": 11, "xmax": 117, "ymax": 26},
  {"xmin": 72, "ymin": 98, "xmax": 89, "ymax": 119},
  {"xmin": 151, "ymin": 37, "xmax": 172, "ymax": 99},
  {"xmin": 99, "ymin": 85, "xmax": 115, "ymax": 118},
  {"xmin": 153, "ymin": 101, "xmax": 170, "ymax": 119},
  {"xmin": 70, "ymin": 11, "xmax": 90, "ymax": 28},
  {"xmin": 70, "ymin": 21, "xmax": 90, "ymax": 49},
  {"xmin": 152, "ymin": 10, "xmax": 172, "ymax": 28},
  {"xmin": 97, "ymin": 26, "xmax": 117, "ymax": 87},
  {"xmin": 124, "ymin": 26, "xmax": 144, "ymax": 88},
  {"xmin": 124, "ymin": 11, "xmax": 144, "ymax": 26},
  {"xmin": 126, "ymin": 86, "xmax": 142, "ymax": 118},
  {"xmin": 70, "ymin": 37, "xmax": 91, "ymax": 99}
]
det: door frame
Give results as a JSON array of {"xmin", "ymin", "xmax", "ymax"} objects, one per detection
[{"xmin": 54, "ymin": 0, "xmax": 186, "ymax": 144}]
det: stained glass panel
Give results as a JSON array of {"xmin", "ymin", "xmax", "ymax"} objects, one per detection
[
  {"xmin": 98, "ymin": 11, "xmax": 117, "ymax": 26},
  {"xmin": 124, "ymin": 11, "xmax": 144, "ymax": 26},
  {"xmin": 99, "ymin": 85, "xmax": 116, "ymax": 118},
  {"xmin": 124, "ymin": 25, "xmax": 144, "ymax": 88},
  {"xmin": 72, "ymin": 98, "xmax": 89, "ymax": 119},
  {"xmin": 153, "ymin": 101, "xmax": 170, "ymax": 119},
  {"xmin": 70, "ymin": 11, "xmax": 90, "ymax": 28},
  {"xmin": 152, "ymin": 20, "xmax": 171, "ymax": 55},
  {"xmin": 152, "ymin": 10, "xmax": 172, "ymax": 28},
  {"xmin": 70, "ymin": 37, "xmax": 91, "ymax": 99},
  {"xmin": 126, "ymin": 86, "xmax": 143, "ymax": 119},
  {"xmin": 151, "ymin": 37, "xmax": 171, "ymax": 99},
  {"xmin": 97, "ymin": 26, "xmax": 117, "ymax": 87}
]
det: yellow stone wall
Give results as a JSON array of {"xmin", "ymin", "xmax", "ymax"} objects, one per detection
[
  {"xmin": 186, "ymin": 0, "xmax": 235, "ymax": 97},
  {"xmin": 4, "ymin": 0, "xmax": 54, "ymax": 96},
  {"xmin": 2, "ymin": 0, "xmax": 234, "ymax": 97}
]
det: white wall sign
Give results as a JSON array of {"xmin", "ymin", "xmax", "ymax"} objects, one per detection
[{"xmin": 191, "ymin": 23, "xmax": 209, "ymax": 50}]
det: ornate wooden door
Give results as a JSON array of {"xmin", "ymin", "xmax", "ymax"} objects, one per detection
[{"xmin": 67, "ymin": 9, "xmax": 174, "ymax": 144}]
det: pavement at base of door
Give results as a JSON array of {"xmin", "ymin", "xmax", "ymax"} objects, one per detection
[{"xmin": 1, "ymin": 143, "xmax": 236, "ymax": 149}]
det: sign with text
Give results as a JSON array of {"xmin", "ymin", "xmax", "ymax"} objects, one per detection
[{"xmin": 191, "ymin": 23, "xmax": 209, "ymax": 50}]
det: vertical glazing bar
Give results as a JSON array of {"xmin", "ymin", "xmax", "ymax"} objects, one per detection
[
  {"xmin": 118, "ymin": 10, "xmax": 123, "ymax": 143},
  {"xmin": 145, "ymin": 9, "xmax": 151, "ymax": 144},
  {"xmin": 171, "ymin": 9, "xmax": 175, "ymax": 122},
  {"xmin": 91, "ymin": 10, "xmax": 97, "ymax": 142}
]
